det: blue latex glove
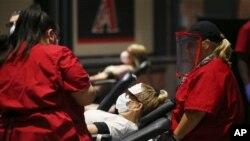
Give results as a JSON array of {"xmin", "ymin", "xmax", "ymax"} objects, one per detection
[{"xmin": 245, "ymin": 83, "xmax": 250, "ymax": 103}]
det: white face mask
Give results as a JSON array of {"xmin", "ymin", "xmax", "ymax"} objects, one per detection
[
  {"xmin": 10, "ymin": 25, "xmax": 15, "ymax": 35},
  {"xmin": 115, "ymin": 93, "xmax": 130, "ymax": 113},
  {"xmin": 120, "ymin": 51, "xmax": 130, "ymax": 64}
]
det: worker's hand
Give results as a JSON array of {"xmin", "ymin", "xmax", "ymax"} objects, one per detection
[{"xmin": 245, "ymin": 83, "xmax": 250, "ymax": 103}]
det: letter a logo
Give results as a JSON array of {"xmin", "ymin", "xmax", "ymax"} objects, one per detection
[{"xmin": 92, "ymin": 0, "xmax": 119, "ymax": 33}]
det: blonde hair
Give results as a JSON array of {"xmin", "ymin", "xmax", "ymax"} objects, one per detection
[
  {"xmin": 126, "ymin": 44, "xmax": 147, "ymax": 68},
  {"xmin": 212, "ymin": 38, "xmax": 232, "ymax": 65},
  {"xmin": 135, "ymin": 83, "xmax": 168, "ymax": 117}
]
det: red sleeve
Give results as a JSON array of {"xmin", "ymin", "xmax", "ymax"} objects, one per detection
[
  {"xmin": 235, "ymin": 21, "xmax": 250, "ymax": 54},
  {"xmin": 58, "ymin": 47, "xmax": 90, "ymax": 92},
  {"xmin": 184, "ymin": 68, "xmax": 225, "ymax": 115}
]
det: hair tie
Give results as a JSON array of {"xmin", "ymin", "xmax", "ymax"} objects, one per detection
[{"xmin": 155, "ymin": 90, "xmax": 160, "ymax": 96}]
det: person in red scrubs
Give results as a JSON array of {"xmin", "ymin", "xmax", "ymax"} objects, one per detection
[
  {"xmin": 0, "ymin": 5, "xmax": 96, "ymax": 141},
  {"xmin": 235, "ymin": 21, "xmax": 250, "ymax": 123},
  {"xmin": 170, "ymin": 21, "xmax": 245, "ymax": 141}
]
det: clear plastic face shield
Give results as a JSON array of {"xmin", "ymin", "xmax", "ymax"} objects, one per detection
[{"xmin": 176, "ymin": 32, "xmax": 202, "ymax": 79}]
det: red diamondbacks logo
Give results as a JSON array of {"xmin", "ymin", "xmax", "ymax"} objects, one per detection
[{"xmin": 92, "ymin": 0, "xmax": 119, "ymax": 33}]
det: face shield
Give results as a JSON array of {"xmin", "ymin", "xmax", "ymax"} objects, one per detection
[{"xmin": 176, "ymin": 32, "xmax": 202, "ymax": 78}]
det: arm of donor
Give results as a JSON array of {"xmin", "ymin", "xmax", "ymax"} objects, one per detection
[
  {"xmin": 71, "ymin": 85, "xmax": 97, "ymax": 106},
  {"xmin": 173, "ymin": 110, "xmax": 206, "ymax": 140}
]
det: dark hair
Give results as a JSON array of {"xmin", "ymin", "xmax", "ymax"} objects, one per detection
[
  {"xmin": 0, "ymin": 4, "xmax": 59, "ymax": 66},
  {"xmin": 0, "ymin": 35, "xmax": 9, "ymax": 65}
]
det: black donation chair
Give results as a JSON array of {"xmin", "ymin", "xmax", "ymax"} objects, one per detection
[
  {"xmin": 133, "ymin": 60, "xmax": 151, "ymax": 76},
  {"xmin": 92, "ymin": 99, "xmax": 176, "ymax": 141},
  {"xmin": 120, "ymin": 99, "xmax": 176, "ymax": 141}
]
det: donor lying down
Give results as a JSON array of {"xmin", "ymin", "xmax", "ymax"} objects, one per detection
[{"xmin": 84, "ymin": 83, "xmax": 168, "ymax": 141}]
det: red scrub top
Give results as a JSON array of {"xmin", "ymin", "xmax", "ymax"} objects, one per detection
[
  {"xmin": 171, "ymin": 58, "xmax": 245, "ymax": 141},
  {"xmin": 235, "ymin": 21, "xmax": 250, "ymax": 56},
  {"xmin": 235, "ymin": 21, "xmax": 250, "ymax": 80},
  {"xmin": 0, "ymin": 43, "xmax": 91, "ymax": 141}
]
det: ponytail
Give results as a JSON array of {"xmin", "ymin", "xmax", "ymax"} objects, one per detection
[
  {"xmin": 157, "ymin": 90, "xmax": 168, "ymax": 104},
  {"xmin": 213, "ymin": 38, "xmax": 232, "ymax": 65}
]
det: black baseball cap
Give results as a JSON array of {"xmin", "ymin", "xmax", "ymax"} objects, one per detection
[{"xmin": 188, "ymin": 21, "xmax": 224, "ymax": 43}]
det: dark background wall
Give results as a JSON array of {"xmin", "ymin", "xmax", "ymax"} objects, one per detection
[{"xmin": 1, "ymin": 0, "xmax": 250, "ymax": 98}]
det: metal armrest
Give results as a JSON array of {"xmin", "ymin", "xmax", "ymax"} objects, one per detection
[{"xmin": 92, "ymin": 79, "xmax": 117, "ymax": 86}]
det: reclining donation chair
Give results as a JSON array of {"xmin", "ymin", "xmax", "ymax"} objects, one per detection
[
  {"xmin": 120, "ymin": 99, "xmax": 175, "ymax": 141},
  {"xmin": 92, "ymin": 98, "xmax": 176, "ymax": 141},
  {"xmin": 133, "ymin": 60, "xmax": 151, "ymax": 76}
]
